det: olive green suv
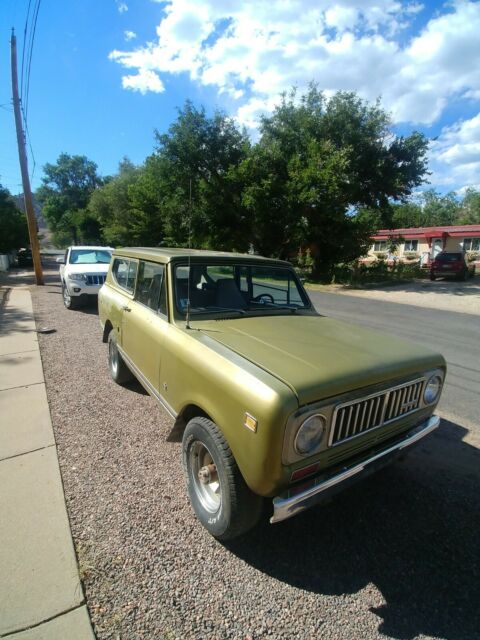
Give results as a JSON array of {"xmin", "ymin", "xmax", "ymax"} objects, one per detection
[{"xmin": 99, "ymin": 248, "xmax": 445, "ymax": 540}]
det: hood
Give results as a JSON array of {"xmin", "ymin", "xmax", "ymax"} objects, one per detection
[{"xmin": 192, "ymin": 315, "xmax": 444, "ymax": 405}]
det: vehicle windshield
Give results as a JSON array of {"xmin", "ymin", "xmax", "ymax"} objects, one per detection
[
  {"xmin": 69, "ymin": 249, "xmax": 112, "ymax": 264},
  {"xmin": 435, "ymin": 253, "xmax": 463, "ymax": 262},
  {"xmin": 174, "ymin": 263, "xmax": 310, "ymax": 317}
]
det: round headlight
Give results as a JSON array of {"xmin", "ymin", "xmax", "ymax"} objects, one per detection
[
  {"xmin": 424, "ymin": 374, "xmax": 442, "ymax": 404},
  {"xmin": 294, "ymin": 414, "xmax": 326, "ymax": 455}
]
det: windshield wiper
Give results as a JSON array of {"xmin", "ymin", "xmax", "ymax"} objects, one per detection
[
  {"xmin": 188, "ymin": 307, "xmax": 246, "ymax": 316},
  {"xmin": 246, "ymin": 305, "xmax": 299, "ymax": 313}
]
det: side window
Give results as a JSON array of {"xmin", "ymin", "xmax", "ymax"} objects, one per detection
[
  {"xmin": 112, "ymin": 258, "xmax": 137, "ymax": 293},
  {"xmin": 158, "ymin": 272, "xmax": 167, "ymax": 316},
  {"xmin": 135, "ymin": 261, "xmax": 165, "ymax": 312},
  {"xmin": 127, "ymin": 260, "xmax": 138, "ymax": 292}
]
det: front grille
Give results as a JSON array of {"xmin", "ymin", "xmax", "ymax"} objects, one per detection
[
  {"xmin": 330, "ymin": 378, "xmax": 424, "ymax": 446},
  {"xmin": 85, "ymin": 274, "xmax": 106, "ymax": 286}
]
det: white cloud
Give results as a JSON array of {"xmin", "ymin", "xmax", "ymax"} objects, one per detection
[
  {"xmin": 116, "ymin": 1, "xmax": 128, "ymax": 13},
  {"xmin": 429, "ymin": 113, "xmax": 480, "ymax": 191},
  {"xmin": 109, "ymin": 0, "xmax": 480, "ymax": 189},
  {"xmin": 124, "ymin": 30, "xmax": 137, "ymax": 41},
  {"xmin": 122, "ymin": 69, "xmax": 164, "ymax": 94}
]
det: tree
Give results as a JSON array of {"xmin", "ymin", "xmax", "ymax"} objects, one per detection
[
  {"xmin": 240, "ymin": 86, "xmax": 429, "ymax": 277},
  {"xmin": 153, "ymin": 101, "xmax": 251, "ymax": 250},
  {"xmin": 421, "ymin": 189, "xmax": 459, "ymax": 226},
  {"xmin": 391, "ymin": 202, "xmax": 423, "ymax": 228},
  {"xmin": 0, "ymin": 184, "xmax": 29, "ymax": 252},
  {"xmin": 88, "ymin": 158, "xmax": 144, "ymax": 245},
  {"xmin": 36, "ymin": 153, "xmax": 103, "ymax": 245},
  {"xmin": 457, "ymin": 188, "xmax": 480, "ymax": 224}
]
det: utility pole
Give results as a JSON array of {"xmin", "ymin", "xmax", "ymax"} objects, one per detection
[{"xmin": 10, "ymin": 29, "xmax": 43, "ymax": 285}]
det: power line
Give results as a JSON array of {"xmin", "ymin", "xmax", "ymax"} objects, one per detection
[
  {"xmin": 24, "ymin": 0, "xmax": 42, "ymax": 120},
  {"xmin": 20, "ymin": 0, "xmax": 34, "ymax": 102},
  {"xmin": 21, "ymin": 104, "xmax": 37, "ymax": 182}
]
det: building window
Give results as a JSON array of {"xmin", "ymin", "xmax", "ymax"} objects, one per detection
[
  {"xmin": 464, "ymin": 238, "xmax": 480, "ymax": 251},
  {"xmin": 404, "ymin": 240, "xmax": 418, "ymax": 252},
  {"xmin": 373, "ymin": 241, "xmax": 387, "ymax": 252}
]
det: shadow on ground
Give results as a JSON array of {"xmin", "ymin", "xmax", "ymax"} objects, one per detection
[{"xmin": 227, "ymin": 419, "xmax": 480, "ymax": 640}]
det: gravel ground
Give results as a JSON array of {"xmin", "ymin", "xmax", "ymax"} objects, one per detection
[
  {"xmin": 31, "ymin": 264, "xmax": 480, "ymax": 640},
  {"xmin": 307, "ymin": 278, "xmax": 480, "ymax": 316}
]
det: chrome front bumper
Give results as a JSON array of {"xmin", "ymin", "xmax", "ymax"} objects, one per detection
[{"xmin": 271, "ymin": 415, "xmax": 440, "ymax": 524}]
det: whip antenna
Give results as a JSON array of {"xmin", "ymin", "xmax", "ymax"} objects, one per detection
[{"xmin": 186, "ymin": 178, "xmax": 192, "ymax": 329}]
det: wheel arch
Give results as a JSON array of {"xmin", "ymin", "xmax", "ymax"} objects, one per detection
[
  {"xmin": 102, "ymin": 319, "xmax": 113, "ymax": 343},
  {"xmin": 168, "ymin": 403, "xmax": 212, "ymax": 442}
]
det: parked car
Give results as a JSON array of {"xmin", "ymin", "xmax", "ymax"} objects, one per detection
[
  {"xmin": 58, "ymin": 246, "xmax": 113, "ymax": 309},
  {"xmin": 17, "ymin": 248, "xmax": 33, "ymax": 267},
  {"xmin": 430, "ymin": 252, "xmax": 475, "ymax": 281},
  {"xmin": 99, "ymin": 248, "xmax": 446, "ymax": 540}
]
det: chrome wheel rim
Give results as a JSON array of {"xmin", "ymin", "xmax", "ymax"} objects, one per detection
[
  {"xmin": 63, "ymin": 286, "xmax": 71, "ymax": 307},
  {"xmin": 189, "ymin": 441, "xmax": 221, "ymax": 514}
]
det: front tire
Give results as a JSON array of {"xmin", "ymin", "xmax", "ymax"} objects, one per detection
[
  {"xmin": 108, "ymin": 331, "xmax": 133, "ymax": 384},
  {"xmin": 182, "ymin": 417, "xmax": 263, "ymax": 540},
  {"xmin": 62, "ymin": 283, "xmax": 80, "ymax": 309}
]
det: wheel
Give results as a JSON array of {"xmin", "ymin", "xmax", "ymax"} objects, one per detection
[
  {"xmin": 108, "ymin": 331, "xmax": 133, "ymax": 384},
  {"xmin": 62, "ymin": 283, "xmax": 80, "ymax": 309},
  {"xmin": 182, "ymin": 417, "xmax": 263, "ymax": 540},
  {"xmin": 430, "ymin": 272, "xmax": 436, "ymax": 281},
  {"xmin": 253, "ymin": 293, "xmax": 274, "ymax": 304}
]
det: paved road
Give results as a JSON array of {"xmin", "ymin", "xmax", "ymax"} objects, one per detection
[{"xmin": 308, "ymin": 290, "xmax": 480, "ymax": 437}]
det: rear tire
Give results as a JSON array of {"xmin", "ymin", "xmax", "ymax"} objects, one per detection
[
  {"xmin": 182, "ymin": 417, "xmax": 263, "ymax": 540},
  {"xmin": 108, "ymin": 331, "xmax": 133, "ymax": 384}
]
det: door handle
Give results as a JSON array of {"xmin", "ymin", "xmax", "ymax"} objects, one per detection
[{"xmin": 122, "ymin": 306, "xmax": 131, "ymax": 312}]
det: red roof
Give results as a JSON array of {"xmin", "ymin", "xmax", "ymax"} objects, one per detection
[{"xmin": 373, "ymin": 224, "xmax": 480, "ymax": 240}]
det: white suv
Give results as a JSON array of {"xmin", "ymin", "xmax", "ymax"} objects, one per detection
[{"xmin": 58, "ymin": 246, "xmax": 113, "ymax": 309}]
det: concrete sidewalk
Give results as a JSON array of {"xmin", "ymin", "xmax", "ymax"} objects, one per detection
[{"xmin": 0, "ymin": 286, "xmax": 94, "ymax": 639}]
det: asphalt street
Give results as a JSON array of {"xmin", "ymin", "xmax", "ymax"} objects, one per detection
[{"xmin": 308, "ymin": 289, "xmax": 480, "ymax": 438}]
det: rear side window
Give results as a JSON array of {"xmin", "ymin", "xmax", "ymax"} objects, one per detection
[
  {"xmin": 112, "ymin": 258, "xmax": 138, "ymax": 293},
  {"xmin": 135, "ymin": 261, "xmax": 166, "ymax": 315}
]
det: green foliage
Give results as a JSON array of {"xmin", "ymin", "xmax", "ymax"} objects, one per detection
[
  {"xmin": 36, "ymin": 153, "xmax": 103, "ymax": 245},
  {"xmin": 391, "ymin": 189, "xmax": 469, "ymax": 228},
  {"xmin": 330, "ymin": 259, "xmax": 426, "ymax": 286},
  {"xmin": 239, "ymin": 86, "xmax": 429, "ymax": 277},
  {"xmin": 0, "ymin": 185, "xmax": 29, "ymax": 252},
  {"xmin": 88, "ymin": 158, "xmax": 145, "ymax": 245},
  {"xmin": 40, "ymin": 89, "xmax": 480, "ymax": 268},
  {"xmin": 154, "ymin": 102, "xmax": 251, "ymax": 250},
  {"xmin": 458, "ymin": 188, "xmax": 480, "ymax": 224}
]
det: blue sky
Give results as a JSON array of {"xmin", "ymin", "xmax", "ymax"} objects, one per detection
[{"xmin": 1, "ymin": 0, "xmax": 479, "ymax": 196}]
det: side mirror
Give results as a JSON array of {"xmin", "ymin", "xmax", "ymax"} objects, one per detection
[{"xmin": 56, "ymin": 256, "xmax": 65, "ymax": 264}]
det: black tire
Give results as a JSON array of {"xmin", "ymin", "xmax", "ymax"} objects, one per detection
[
  {"xmin": 182, "ymin": 417, "xmax": 263, "ymax": 540},
  {"xmin": 62, "ymin": 283, "xmax": 80, "ymax": 309},
  {"xmin": 430, "ymin": 272, "xmax": 436, "ymax": 281},
  {"xmin": 108, "ymin": 331, "xmax": 133, "ymax": 384}
]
